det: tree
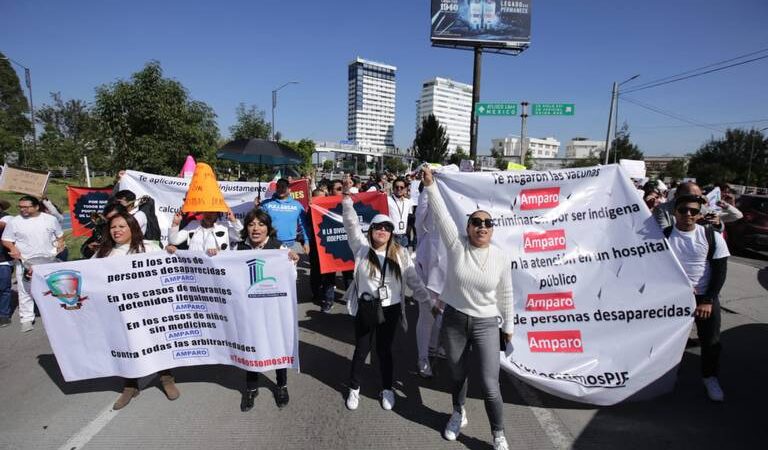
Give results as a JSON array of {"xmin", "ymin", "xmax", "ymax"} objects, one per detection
[
  {"xmin": 384, "ymin": 155, "xmax": 407, "ymax": 174},
  {"xmin": 0, "ymin": 53, "xmax": 31, "ymax": 163},
  {"xmin": 93, "ymin": 61, "xmax": 219, "ymax": 175},
  {"xmin": 229, "ymin": 103, "xmax": 270, "ymax": 140},
  {"xmin": 659, "ymin": 159, "xmax": 688, "ymax": 181},
  {"xmin": 490, "ymin": 148, "xmax": 507, "ymax": 170},
  {"xmin": 281, "ymin": 138, "xmax": 315, "ymax": 175},
  {"xmin": 322, "ymin": 159, "xmax": 334, "ymax": 172},
  {"xmin": 564, "ymin": 156, "xmax": 601, "ymax": 168},
  {"xmin": 413, "ymin": 114, "xmax": 449, "ymax": 164},
  {"xmin": 448, "ymin": 147, "xmax": 469, "ymax": 166},
  {"xmin": 599, "ymin": 122, "xmax": 643, "ymax": 163},
  {"xmin": 688, "ymin": 128, "xmax": 766, "ymax": 187}
]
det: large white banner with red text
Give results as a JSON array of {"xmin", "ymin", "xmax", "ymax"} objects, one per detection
[
  {"xmin": 31, "ymin": 250, "xmax": 298, "ymax": 382},
  {"xmin": 427, "ymin": 165, "xmax": 695, "ymax": 405}
]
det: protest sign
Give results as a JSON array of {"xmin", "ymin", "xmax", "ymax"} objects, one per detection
[
  {"xmin": 31, "ymin": 249, "xmax": 298, "ymax": 381},
  {"xmin": 263, "ymin": 178, "xmax": 310, "ymax": 210},
  {"xmin": 309, "ymin": 192, "xmax": 388, "ymax": 274},
  {"xmin": 0, "ymin": 165, "xmax": 50, "ymax": 197},
  {"xmin": 706, "ymin": 187, "xmax": 722, "ymax": 212},
  {"xmin": 619, "ymin": 159, "xmax": 646, "ymax": 179},
  {"xmin": 66, "ymin": 186, "xmax": 114, "ymax": 237},
  {"xmin": 425, "ymin": 165, "xmax": 695, "ymax": 405}
]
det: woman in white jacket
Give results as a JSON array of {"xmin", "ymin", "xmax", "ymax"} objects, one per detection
[{"xmin": 340, "ymin": 185, "xmax": 429, "ymax": 412}]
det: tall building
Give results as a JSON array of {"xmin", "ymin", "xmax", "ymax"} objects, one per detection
[
  {"xmin": 415, "ymin": 77, "xmax": 472, "ymax": 153},
  {"xmin": 492, "ymin": 136, "xmax": 560, "ymax": 158},
  {"xmin": 566, "ymin": 137, "xmax": 605, "ymax": 159},
  {"xmin": 347, "ymin": 57, "xmax": 396, "ymax": 150}
]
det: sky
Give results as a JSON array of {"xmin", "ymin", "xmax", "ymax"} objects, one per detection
[{"xmin": 2, "ymin": 0, "xmax": 767, "ymax": 157}]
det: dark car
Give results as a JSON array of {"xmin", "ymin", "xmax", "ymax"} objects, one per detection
[{"xmin": 725, "ymin": 194, "xmax": 768, "ymax": 253}]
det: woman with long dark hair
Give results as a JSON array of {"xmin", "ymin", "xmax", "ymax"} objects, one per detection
[
  {"xmin": 93, "ymin": 212, "xmax": 179, "ymax": 410},
  {"xmin": 340, "ymin": 181, "xmax": 429, "ymax": 412},
  {"xmin": 421, "ymin": 166, "xmax": 513, "ymax": 450},
  {"xmin": 237, "ymin": 208, "xmax": 299, "ymax": 412}
]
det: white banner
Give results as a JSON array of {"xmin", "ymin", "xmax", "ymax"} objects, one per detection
[
  {"xmin": 427, "ymin": 165, "xmax": 695, "ymax": 405},
  {"xmin": 119, "ymin": 170, "xmax": 269, "ymax": 244},
  {"xmin": 31, "ymin": 250, "xmax": 298, "ymax": 382}
]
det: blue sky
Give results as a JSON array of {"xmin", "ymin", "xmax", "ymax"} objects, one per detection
[{"xmin": 2, "ymin": 0, "xmax": 767, "ymax": 156}]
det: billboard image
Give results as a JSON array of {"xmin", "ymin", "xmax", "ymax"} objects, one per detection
[{"xmin": 431, "ymin": 0, "xmax": 532, "ymax": 49}]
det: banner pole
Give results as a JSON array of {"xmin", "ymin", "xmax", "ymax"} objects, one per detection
[{"xmin": 469, "ymin": 47, "xmax": 482, "ymax": 161}]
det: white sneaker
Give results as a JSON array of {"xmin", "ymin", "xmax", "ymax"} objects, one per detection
[
  {"xmin": 703, "ymin": 377, "xmax": 724, "ymax": 402},
  {"xmin": 443, "ymin": 408, "xmax": 467, "ymax": 441},
  {"xmin": 380, "ymin": 389, "xmax": 395, "ymax": 410},
  {"xmin": 493, "ymin": 435, "xmax": 509, "ymax": 450},
  {"xmin": 346, "ymin": 387, "xmax": 360, "ymax": 410},
  {"xmin": 418, "ymin": 359, "xmax": 433, "ymax": 378},
  {"xmin": 20, "ymin": 322, "xmax": 34, "ymax": 333}
]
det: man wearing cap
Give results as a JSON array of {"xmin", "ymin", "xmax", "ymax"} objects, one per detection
[
  {"xmin": 387, "ymin": 177, "xmax": 413, "ymax": 248},
  {"xmin": 665, "ymin": 194, "xmax": 730, "ymax": 401},
  {"xmin": 653, "ymin": 181, "xmax": 741, "ymax": 231},
  {"xmin": 260, "ymin": 179, "xmax": 309, "ymax": 255},
  {"xmin": 0, "ymin": 200, "xmax": 13, "ymax": 327}
]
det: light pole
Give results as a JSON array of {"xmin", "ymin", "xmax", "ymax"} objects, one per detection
[
  {"xmin": 1, "ymin": 55, "xmax": 36, "ymax": 161},
  {"xmin": 604, "ymin": 74, "xmax": 639, "ymax": 164},
  {"xmin": 746, "ymin": 126, "xmax": 768, "ymax": 188},
  {"xmin": 271, "ymin": 81, "xmax": 299, "ymax": 141}
]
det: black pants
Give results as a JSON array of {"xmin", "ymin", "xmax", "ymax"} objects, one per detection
[
  {"xmin": 309, "ymin": 244, "xmax": 335, "ymax": 305},
  {"xmin": 246, "ymin": 369, "xmax": 287, "ymax": 391},
  {"xmin": 349, "ymin": 304, "xmax": 401, "ymax": 390},
  {"xmin": 695, "ymin": 295, "xmax": 721, "ymax": 378}
]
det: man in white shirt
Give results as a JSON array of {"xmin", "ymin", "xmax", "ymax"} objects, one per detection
[
  {"xmin": 387, "ymin": 177, "xmax": 413, "ymax": 248},
  {"xmin": 2, "ymin": 196, "xmax": 65, "ymax": 332},
  {"xmin": 666, "ymin": 194, "xmax": 730, "ymax": 401}
]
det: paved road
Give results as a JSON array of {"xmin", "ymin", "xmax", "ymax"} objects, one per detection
[{"xmin": 0, "ymin": 258, "xmax": 766, "ymax": 450}]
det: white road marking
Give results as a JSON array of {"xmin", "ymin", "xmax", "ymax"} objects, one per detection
[
  {"xmin": 58, "ymin": 401, "xmax": 120, "ymax": 450},
  {"xmin": 506, "ymin": 374, "xmax": 574, "ymax": 450}
]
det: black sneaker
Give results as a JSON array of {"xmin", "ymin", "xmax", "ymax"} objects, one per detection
[
  {"xmin": 240, "ymin": 389, "xmax": 258, "ymax": 412},
  {"xmin": 321, "ymin": 302, "xmax": 332, "ymax": 313},
  {"xmin": 0, "ymin": 317, "xmax": 10, "ymax": 328},
  {"xmin": 275, "ymin": 386, "xmax": 289, "ymax": 408}
]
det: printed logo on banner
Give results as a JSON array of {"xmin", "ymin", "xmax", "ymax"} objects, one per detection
[
  {"xmin": 519, "ymin": 187, "xmax": 560, "ymax": 210},
  {"xmin": 165, "ymin": 329, "xmax": 202, "ymax": 342},
  {"xmin": 526, "ymin": 292, "xmax": 574, "ymax": 311},
  {"xmin": 173, "ymin": 348, "xmax": 210, "ymax": 359},
  {"xmin": 523, "ymin": 229, "xmax": 567, "ymax": 253},
  {"xmin": 246, "ymin": 258, "xmax": 288, "ymax": 299},
  {"xmin": 43, "ymin": 270, "xmax": 88, "ymax": 310},
  {"xmin": 528, "ymin": 330, "xmax": 583, "ymax": 353}
]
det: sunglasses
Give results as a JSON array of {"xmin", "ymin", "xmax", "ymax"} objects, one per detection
[
  {"xmin": 676, "ymin": 207, "xmax": 701, "ymax": 216},
  {"xmin": 468, "ymin": 217, "xmax": 494, "ymax": 228},
  {"xmin": 394, "ymin": 185, "xmax": 406, "ymax": 190},
  {"xmin": 370, "ymin": 223, "xmax": 394, "ymax": 232}
]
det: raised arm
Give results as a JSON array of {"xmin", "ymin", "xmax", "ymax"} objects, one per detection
[
  {"xmin": 421, "ymin": 166, "xmax": 459, "ymax": 248},
  {"xmin": 341, "ymin": 194, "xmax": 367, "ymax": 255}
]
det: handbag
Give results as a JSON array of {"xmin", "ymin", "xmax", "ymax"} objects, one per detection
[{"xmin": 354, "ymin": 251, "xmax": 388, "ymax": 327}]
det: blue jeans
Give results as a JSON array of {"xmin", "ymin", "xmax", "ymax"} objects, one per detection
[
  {"xmin": 392, "ymin": 234, "xmax": 409, "ymax": 248},
  {"xmin": 0, "ymin": 264, "xmax": 13, "ymax": 318}
]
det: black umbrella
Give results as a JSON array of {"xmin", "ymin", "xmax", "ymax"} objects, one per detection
[{"xmin": 216, "ymin": 138, "xmax": 304, "ymax": 165}]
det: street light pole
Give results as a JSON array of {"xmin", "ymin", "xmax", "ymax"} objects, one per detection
[
  {"xmin": 604, "ymin": 74, "xmax": 639, "ymax": 164},
  {"xmin": 271, "ymin": 81, "xmax": 299, "ymax": 141},
  {"xmin": 746, "ymin": 126, "xmax": 768, "ymax": 188},
  {"xmin": 1, "ymin": 55, "xmax": 36, "ymax": 161}
]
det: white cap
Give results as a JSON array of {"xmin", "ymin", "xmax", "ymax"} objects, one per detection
[{"xmin": 370, "ymin": 214, "xmax": 394, "ymax": 227}]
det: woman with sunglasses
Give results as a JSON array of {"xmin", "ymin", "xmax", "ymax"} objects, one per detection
[
  {"xmin": 340, "ymin": 184, "xmax": 429, "ymax": 412},
  {"xmin": 421, "ymin": 166, "xmax": 513, "ymax": 450},
  {"xmin": 92, "ymin": 212, "xmax": 179, "ymax": 410}
]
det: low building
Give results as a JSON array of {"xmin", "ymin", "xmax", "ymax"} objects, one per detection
[
  {"xmin": 644, "ymin": 155, "xmax": 689, "ymax": 180},
  {"xmin": 492, "ymin": 135, "xmax": 560, "ymax": 158},
  {"xmin": 566, "ymin": 137, "xmax": 605, "ymax": 159}
]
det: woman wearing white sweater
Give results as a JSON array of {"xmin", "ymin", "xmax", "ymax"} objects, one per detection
[
  {"xmin": 422, "ymin": 166, "xmax": 513, "ymax": 450},
  {"xmin": 340, "ymin": 185, "xmax": 429, "ymax": 412}
]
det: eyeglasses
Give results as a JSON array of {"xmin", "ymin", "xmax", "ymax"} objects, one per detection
[
  {"xmin": 675, "ymin": 207, "xmax": 701, "ymax": 216},
  {"xmin": 370, "ymin": 223, "xmax": 394, "ymax": 232},
  {"xmin": 394, "ymin": 185, "xmax": 406, "ymax": 190},
  {"xmin": 468, "ymin": 217, "xmax": 494, "ymax": 228}
]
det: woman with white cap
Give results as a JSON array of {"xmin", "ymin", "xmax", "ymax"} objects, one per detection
[{"xmin": 340, "ymin": 180, "xmax": 429, "ymax": 411}]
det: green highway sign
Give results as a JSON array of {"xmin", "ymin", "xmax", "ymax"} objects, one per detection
[
  {"xmin": 531, "ymin": 103, "xmax": 575, "ymax": 116},
  {"xmin": 475, "ymin": 103, "xmax": 518, "ymax": 116}
]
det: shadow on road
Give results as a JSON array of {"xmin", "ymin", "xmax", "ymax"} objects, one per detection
[
  {"xmin": 758, "ymin": 267, "xmax": 768, "ymax": 291},
  {"xmin": 37, "ymin": 354, "xmax": 121, "ymax": 395}
]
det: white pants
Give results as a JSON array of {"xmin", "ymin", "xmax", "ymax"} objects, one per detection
[
  {"xmin": 15, "ymin": 262, "xmax": 35, "ymax": 324},
  {"xmin": 416, "ymin": 297, "xmax": 443, "ymax": 362}
]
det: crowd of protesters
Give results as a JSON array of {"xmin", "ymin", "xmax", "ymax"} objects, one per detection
[{"xmin": 0, "ymin": 164, "xmax": 745, "ymax": 450}]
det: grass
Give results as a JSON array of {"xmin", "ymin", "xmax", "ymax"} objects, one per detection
[{"xmin": 1, "ymin": 176, "xmax": 114, "ymax": 261}]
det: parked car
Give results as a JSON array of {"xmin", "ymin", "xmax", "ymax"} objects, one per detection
[{"xmin": 725, "ymin": 194, "xmax": 768, "ymax": 253}]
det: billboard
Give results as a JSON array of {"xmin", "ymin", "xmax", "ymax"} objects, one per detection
[{"xmin": 431, "ymin": 0, "xmax": 532, "ymax": 49}]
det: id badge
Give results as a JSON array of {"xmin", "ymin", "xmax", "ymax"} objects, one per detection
[
  {"xmin": 377, "ymin": 286, "xmax": 389, "ymax": 300},
  {"xmin": 398, "ymin": 221, "xmax": 405, "ymax": 230}
]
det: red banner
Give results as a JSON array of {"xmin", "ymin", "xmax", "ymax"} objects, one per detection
[
  {"xmin": 67, "ymin": 186, "xmax": 114, "ymax": 237},
  {"xmin": 310, "ymin": 192, "xmax": 388, "ymax": 274}
]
